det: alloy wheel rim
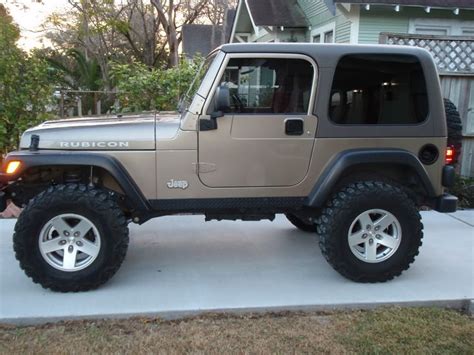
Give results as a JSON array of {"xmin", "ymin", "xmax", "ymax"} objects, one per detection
[
  {"xmin": 347, "ymin": 209, "xmax": 402, "ymax": 263},
  {"xmin": 38, "ymin": 213, "xmax": 101, "ymax": 272}
]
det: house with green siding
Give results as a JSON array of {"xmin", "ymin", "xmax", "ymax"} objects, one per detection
[
  {"xmin": 230, "ymin": 0, "xmax": 474, "ymax": 44},
  {"xmin": 229, "ymin": 0, "xmax": 474, "ymax": 176}
]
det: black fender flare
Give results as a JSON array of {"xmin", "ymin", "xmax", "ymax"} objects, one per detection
[
  {"xmin": 305, "ymin": 148, "xmax": 437, "ymax": 207},
  {"xmin": 1, "ymin": 151, "xmax": 151, "ymax": 212}
]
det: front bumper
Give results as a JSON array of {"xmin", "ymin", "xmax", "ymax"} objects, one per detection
[{"xmin": 434, "ymin": 193, "xmax": 458, "ymax": 213}]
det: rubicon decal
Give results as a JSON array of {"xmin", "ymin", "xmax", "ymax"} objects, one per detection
[{"xmin": 60, "ymin": 141, "xmax": 130, "ymax": 148}]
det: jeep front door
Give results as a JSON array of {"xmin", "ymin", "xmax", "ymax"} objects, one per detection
[{"xmin": 198, "ymin": 55, "xmax": 317, "ymax": 187}]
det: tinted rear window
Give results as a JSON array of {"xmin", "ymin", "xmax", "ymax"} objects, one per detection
[{"xmin": 329, "ymin": 54, "xmax": 428, "ymax": 125}]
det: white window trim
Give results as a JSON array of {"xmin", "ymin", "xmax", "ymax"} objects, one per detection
[
  {"xmin": 311, "ymin": 22, "xmax": 336, "ymax": 43},
  {"xmin": 348, "ymin": 5, "xmax": 360, "ymax": 44}
]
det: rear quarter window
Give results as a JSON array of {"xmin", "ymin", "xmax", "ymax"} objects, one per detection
[{"xmin": 329, "ymin": 54, "xmax": 428, "ymax": 125}]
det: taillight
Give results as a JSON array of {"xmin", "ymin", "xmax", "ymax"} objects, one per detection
[{"xmin": 445, "ymin": 146, "xmax": 455, "ymax": 165}]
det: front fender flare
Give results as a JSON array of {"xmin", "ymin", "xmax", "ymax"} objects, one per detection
[{"xmin": 1, "ymin": 150, "xmax": 151, "ymax": 212}]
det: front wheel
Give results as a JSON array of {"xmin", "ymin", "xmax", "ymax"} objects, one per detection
[
  {"xmin": 318, "ymin": 181, "xmax": 423, "ymax": 282},
  {"xmin": 13, "ymin": 184, "xmax": 129, "ymax": 292}
]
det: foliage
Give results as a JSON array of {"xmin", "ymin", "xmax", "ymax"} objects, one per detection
[
  {"xmin": 448, "ymin": 175, "xmax": 474, "ymax": 208},
  {"xmin": 111, "ymin": 56, "xmax": 203, "ymax": 112},
  {"xmin": 46, "ymin": 0, "xmax": 235, "ymax": 72},
  {"xmin": 47, "ymin": 49, "xmax": 102, "ymax": 91},
  {"xmin": 0, "ymin": 5, "xmax": 55, "ymax": 154}
]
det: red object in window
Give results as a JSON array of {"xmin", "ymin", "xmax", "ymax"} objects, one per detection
[{"xmin": 445, "ymin": 146, "xmax": 455, "ymax": 164}]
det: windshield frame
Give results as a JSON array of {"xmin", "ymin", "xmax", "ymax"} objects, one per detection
[
  {"xmin": 178, "ymin": 51, "xmax": 219, "ymax": 115},
  {"xmin": 179, "ymin": 50, "xmax": 226, "ymax": 117}
]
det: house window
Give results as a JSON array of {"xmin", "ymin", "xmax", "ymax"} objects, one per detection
[
  {"xmin": 409, "ymin": 18, "xmax": 474, "ymax": 36},
  {"xmin": 413, "ymin": 27, "xmax": 449, "ymax": 36},
  {"xmin": 217, "ymin": 58, "xmax": 314, "ymax": 114},
  {"xmin": 462, "ymin": 28, "xmax": 474, "ymax": 35},
  {"xmin": 311, "ymin": 22, "xmax": 336, "ymax": 43},
  {"xmin": 324, "ymin": 30, "xmax": 334, "ymax": 43},
  {"xmin": 329, "ymin": 54, "xmax": 428, "ymax": 125}
]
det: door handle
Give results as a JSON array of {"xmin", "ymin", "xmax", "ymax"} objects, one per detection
[{"xmin": 285, "ymin": 118, "xmax": 304, "ymax": 136}]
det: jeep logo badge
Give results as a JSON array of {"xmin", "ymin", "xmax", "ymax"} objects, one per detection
[{"xmin": 167, "ymin": 179, "xmax": 189, "ymax": 189}]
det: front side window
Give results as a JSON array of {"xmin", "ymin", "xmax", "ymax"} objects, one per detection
[
  {"xmin": 217, "ymin": 58, "xmax": 314, "ymax": 114},
  {"xmin": 329, "ymin": 54, "xmax": 428, "ymax": 125}
]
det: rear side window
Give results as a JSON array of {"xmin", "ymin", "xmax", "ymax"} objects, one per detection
[
  {"xmin": 329, "ymin": 54, "xmax": 428, "ymax": 125},
  {"xmin": 218, "ymin": 58, "xmax": 314, "ymax": 114}
]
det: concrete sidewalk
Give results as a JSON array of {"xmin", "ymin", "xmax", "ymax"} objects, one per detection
[{"xmin": 0, "ymin": 211, "xmax": 473, "ymax": 325}]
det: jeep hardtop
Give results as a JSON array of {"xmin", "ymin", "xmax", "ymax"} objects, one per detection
[{"xmin": 0, "ymin": 43, "xmax": 458, "ymax": 292}]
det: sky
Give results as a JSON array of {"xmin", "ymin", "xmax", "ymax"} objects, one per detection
[{"xmin": 3, "ymin": 0, "xmax": 70, "ymax": 50}]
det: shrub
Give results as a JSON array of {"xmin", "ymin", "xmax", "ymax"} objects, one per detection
[
  {"xmin": 448, "ymin": 175, "xmax": 474, "ymax": 209},
  {"xmin": 111, "ymin": 57, "xmax": 203, "ymax": 112}
]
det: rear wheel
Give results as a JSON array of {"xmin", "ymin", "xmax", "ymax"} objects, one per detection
[
  {"xmin": 285, "ymin": 213, "xmax": 317, "ymax": 232},
  {"xmin": 318, "ymin": 181, "xmax": 423, "ymax": 282},
  {"xmin": 13, "ymin": 184, "xmax": 129, "ymax": 292}
]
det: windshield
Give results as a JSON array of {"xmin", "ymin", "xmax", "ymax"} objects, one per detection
[{"xmin": 178, "ymin": 53, "xmax": 217, "ymax": 114}]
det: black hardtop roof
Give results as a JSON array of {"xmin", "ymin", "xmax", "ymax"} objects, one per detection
[{"xmin": 218, "ymin": 43, "xmax": 432, "ymax": 67}]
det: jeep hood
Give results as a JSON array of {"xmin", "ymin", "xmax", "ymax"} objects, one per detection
[{"xmin": 20, "ymin": 112, "xmax": 181, "ymax": 150}]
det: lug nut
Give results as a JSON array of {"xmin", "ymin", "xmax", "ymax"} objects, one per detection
[
  {"xmin": 366, "ymin": 225, "xmax": 371, "ymax": 230},
  {"xmin": 76, "ymin": 241, "xmax": 83, "ymax": 247},
  {"xmin": 68, "ymin": 245, "xmax": 74, "ymax": 253},
  {"xmin": 64, "ymin": 231, "xmax": 70, "ymax": 237},
  {"xmin": 362, "ymin": 233, "xmax": 368, "ymax": 239},
  {"xmin": 376, "ymin": 234, "xmax": 382, "ymax": 239},
  {"xmin": 374, "ymin": 226, "xmax": 381, "ymax": 231},
  {"xmin": 59, "ymin": 240, "xmax": 67, "ymax": 245},
  {"xmin": 73, "ymin": 232, "xmax": 80, "ymax": 237},
  {"xmin": 369, "ymin": 238, "xmax": 374, "ymax": 245}
]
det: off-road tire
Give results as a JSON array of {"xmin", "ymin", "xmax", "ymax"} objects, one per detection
[
  {"xmin": 317, "ymin": 181, "xmax": 423, "ymax": 283},
  {"xmin": 13, "ymin": 184, "xmax": 129, "ymax": 292},
  {"xmin": 285, "ymin": 213, "xmax": 316, "ymax": 232},
  {"xmin": 444, "ymin": 98, "xmax": 463, "ymax": 165}
]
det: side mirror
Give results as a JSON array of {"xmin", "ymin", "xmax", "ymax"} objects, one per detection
[
  {"xmin": 214, "ymin": 85, "xmax": 231, "ymax": 113},
  {"xmin": 200, "ymin": 85, "xmax": 230, "ymax": 131}
]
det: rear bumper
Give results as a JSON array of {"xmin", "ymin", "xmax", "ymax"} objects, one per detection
[
  {"xmin": 442, "ymin": 165, "xmax": 456, "ymax": 187},
  {"xmin": 0, "ymin": 191, "xmax": 6, "ymax": 212},
  {"xmin": 434, "ymin": 193, "xmax": 458, "ymax": 213}
]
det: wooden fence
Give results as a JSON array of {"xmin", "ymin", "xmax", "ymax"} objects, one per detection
[{"xmin": 380, "ymin": 33, "xmax": 474, "ymax": 177}]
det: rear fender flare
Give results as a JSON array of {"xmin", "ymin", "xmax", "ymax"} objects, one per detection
[{"xmin": 305, "ymin": 149, "xmax": 437, "ymax": 207}]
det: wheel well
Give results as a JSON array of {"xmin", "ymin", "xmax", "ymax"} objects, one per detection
[
  {"xmin": 332, "ymin": 163, "xmax": 429, "ymax": 204},
  {"xmin": 7, "ymin": 165, "xmax": 125, "ymax": 207}
]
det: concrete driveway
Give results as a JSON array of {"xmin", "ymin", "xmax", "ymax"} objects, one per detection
[{"xmin": 0, "ymin": 211, "xmax": 473, "ymax": 324}]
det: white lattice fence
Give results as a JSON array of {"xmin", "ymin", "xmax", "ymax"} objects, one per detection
[{"xmin": 380, "ymin": 33, "xmax": 474, "ymax": 74}]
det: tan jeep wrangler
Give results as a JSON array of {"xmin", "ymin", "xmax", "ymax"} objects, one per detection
[{"xmin": 0, "ymin": 43, "xmax": 458, "ymax": 292}]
